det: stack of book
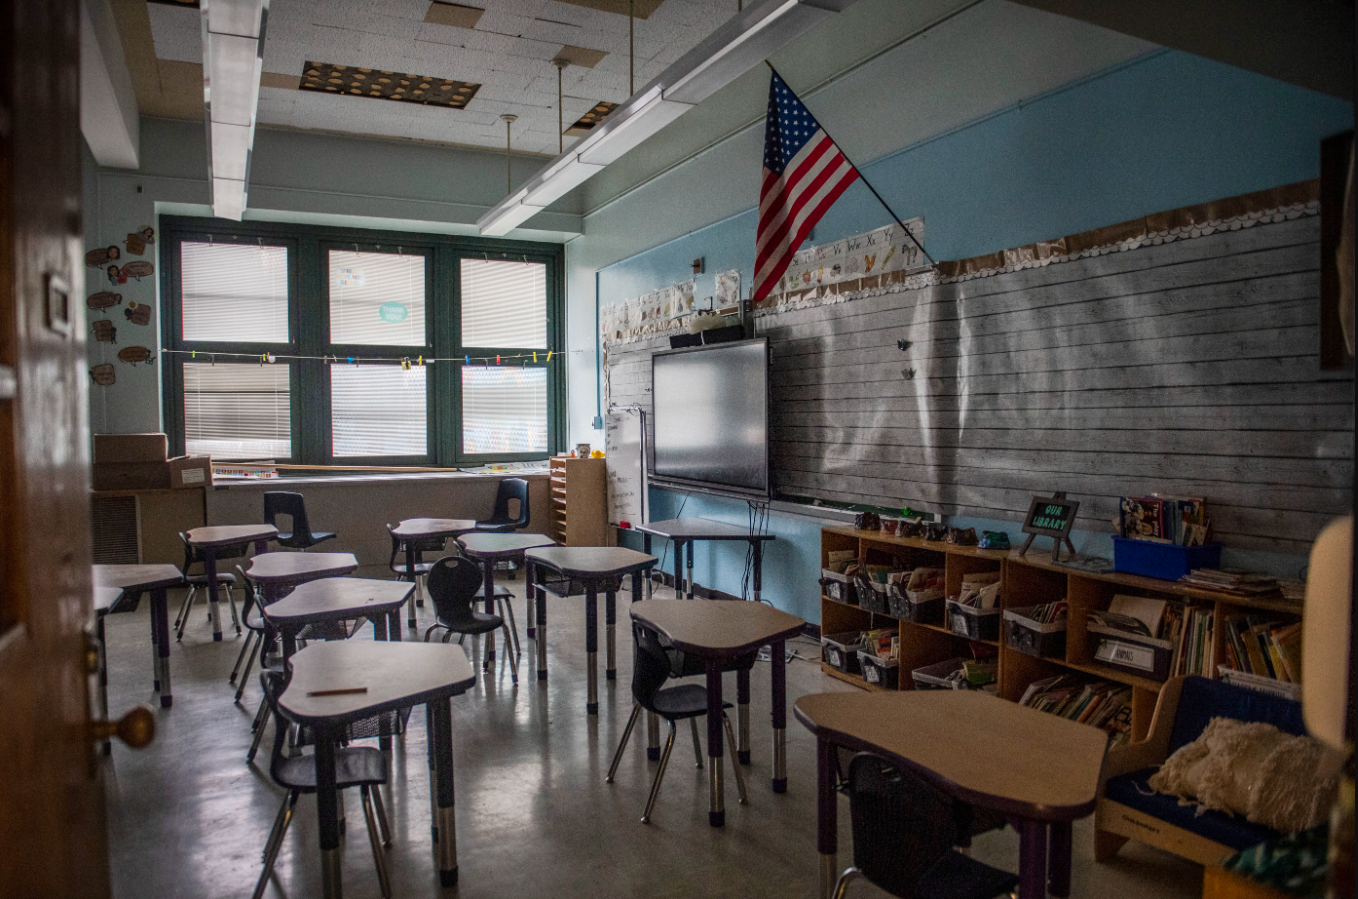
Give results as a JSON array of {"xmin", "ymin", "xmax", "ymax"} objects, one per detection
[
  {"xmin": 1019, "ymin": 675, "xmax": 1134, "ymax": 745},
  {"xmin": 1168, "ymin": 605, "xmax": 1215, "ymax": 678},
  {"xmin": 1179, "ymin": 568, "xmax": 1280, "ymax": 595},
  {"xmin": 1119, "ymin": 495, "xmax": 1210, "ymax": 546},
  {"xmin": 1221, "ymin": 614, "xmax": 1302, "ymax": 683}
]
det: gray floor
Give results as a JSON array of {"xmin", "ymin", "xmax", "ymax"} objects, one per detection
[{"xmin": 102, "ymin": 578, "xmax": 1204, "ymax": 899}]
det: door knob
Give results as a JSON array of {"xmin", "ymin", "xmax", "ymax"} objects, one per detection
[{"xmin": 91, "ymin": 704, "xmax": 155, "ymax": 749}]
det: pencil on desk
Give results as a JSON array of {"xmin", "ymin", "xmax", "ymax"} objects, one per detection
[{"xmin": 307, "ymin": 687, "xmax": 369, "ymax": 697}]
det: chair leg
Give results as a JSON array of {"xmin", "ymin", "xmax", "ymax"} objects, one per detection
[
  {"xmin": 722, "ymin": 713, "xmax": 749, "ymax": 805},
  {"xmin": 227, "ymin": 585, "xmax": 241, "ymax": 635},
  {"xmin": 371, "ymin": 783, "xmax": 392, "ymax": 847},
  {"xmin": 415, "ymin": 574, "xmax": 425, "ymax": 608},
  {"xmin": 689, "ymin": 718, "xmax": 704, "ymax": 769},
  {"xmin": 251, "ymin": 791, "xmax": 298, "ymax": 899},
  {"xmin": 607, "ymin": 703, "xmax": 642, "ymax": 783},
  {"xmin": 229, "ymin": 631, "xmax": 254, "ymax": 685},
  {"xmin": 235, "ymin": 636, "xmax": 261, "ymax": 703},
  {"xmin": 407, "ymin": 580, "xmax": 418, "ymax": 629},
  {"xmin": 361, "ymin": 785, "xmax": 393, "ymax": 899},
  {"xmin": 501, "ymin": 621, "xmax": 519, "ymax": 684},
  {"xmin": 423, "ymin": 623, "xmax": 446, "ymax": 642},
  {"xmin": 641, "ymin": 720, "xmax": 677, "ymax": 824},
  {"xmin": 174, "ymin": 586, "xmax": 195, "ymax": 629},
  {"xmin": 176, "ymin": 586, "xmax": 198, "ymax": 641},
  {"xmin": 830, "ymin": 867, "xmax": 861, "ymax": 899},
  {"xmin": 498, "ymin": 595, "xmax": 522, "ymax": 657},
  {"xmin": 247, "ymin": 700, "xmax": 270, "ymax": 763}
]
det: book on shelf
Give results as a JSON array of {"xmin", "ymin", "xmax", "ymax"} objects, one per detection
[
  {"xmin": 1119, "ymin": 495, "xmax": 1211, "ymax": 546},
  {"xmin": 1221, "ymin": 614, "xmax": 1302, "ymax": 683},
  {"xmin": 1088, "ymin": 595, "xmax": 1168, "ymax": 639},
  {"xmin": 1019, "ymin": 674, "xmax": 1133, "ymax": 745}
]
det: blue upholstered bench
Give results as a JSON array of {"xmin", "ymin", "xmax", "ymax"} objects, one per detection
[{"xmin": 1095, "ymin": 675, "xmax": 1306, "ymax": 866}]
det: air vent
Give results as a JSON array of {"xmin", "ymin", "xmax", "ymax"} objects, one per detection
[
  {"xmin": 300, "ymin": 63, "xmax": 481, "ymax": 110},
  {"xmin": 566, "ymin": 101, "xmax": 618, "ymax": 136},
  {"xmin": 91, "ymin": 495, "xmax": 140, "ymax": 565}
]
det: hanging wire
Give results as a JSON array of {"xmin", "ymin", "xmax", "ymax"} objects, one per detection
[{"xmin": 160, "ymin": 348, "xmax": 562, "ymax": 365}]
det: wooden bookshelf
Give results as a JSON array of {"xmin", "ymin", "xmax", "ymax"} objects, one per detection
[
  {"xmin": 819, "ymin": 527, "xmax": 1305, "ymax": 743},
  {"xmin": 547, "ymin": 456, "xmax": 608, "ymax": 546}
]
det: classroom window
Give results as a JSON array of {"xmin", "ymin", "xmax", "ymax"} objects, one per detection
[
  {"xmin": 331, "ymin": 365, "xmax": 427, "ymax": 457},
  {"xmin": 183, "ymin": 362, "xmax": 291, "ymax": 459},
  {"xmin": 462, "ymin": 365, "xmax": 548, "ymax": 455},
  {"xmin": 161, "ymin": 218, "xmax": 563, "ymax": 465},
  {"xmin": 180, "ymin": 241, "xmax": 289, "ymax": 343}
]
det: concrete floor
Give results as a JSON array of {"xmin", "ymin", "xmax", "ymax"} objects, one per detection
[{"xmin": 102, "ymin": 579, "xmax": 1205, "ymax": 899}]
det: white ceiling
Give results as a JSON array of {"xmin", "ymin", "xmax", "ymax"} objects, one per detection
[{"xmin": 146, "ymin": 0, "xmax": 740, "ymax": 155}]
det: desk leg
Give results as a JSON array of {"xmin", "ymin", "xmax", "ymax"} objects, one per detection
[
  {"xmin": 752, "ymin": 540, "xmax": 763, "ymax": 604},
  {"xmin": 535, "ymin": 577, "xmax": 548, "ymax": 682},
  {"xmin": 205, "ymin": 548, "xmax": 223, "ymax": 641},
  {"xmin": 431, "ymin": 697, "xmax": 459, "ymax": 887},
  {"xmin": 585, "ymin": 587, "xmax": 598, "ymax": 715},
  {"xmin": 525, "ymin": 559, "xmax": 536, "ymax": 640},
  {"xmin": 387, "ymin": 609, "xmax": 402, "ymax": 642},
  {"xmin": 149, "ymin": 593, "xmax": 161, "ymax": 692},
  {"xmin": 315, "ymin": 725, "xmax": 343, "ymax": 899},
  {"xmin": 372, "ymin": 615, "xmax": 392, "ymax": 753},
  {"xmin": 643, "ymin": 535, "xmax": 653, "ymax": 600},
  {"xmin": 631, "ymin": 570, "xmax": 643, "ymax": 607},
  {"xmin": 817, "ymin": 735, "xmax": 838, "ymax": 898},
  {"xmin": 686, "ymin": 541, "xmax": 695, "ymax": 598},
  {"xmin": 281, "ymin": 630, "xmax": 298, "ymax": 661},
  {"xmin": 152, "ymin": 587, "xmax": 172, "ymax": 708},
  {"xmin": 646, "ymin": 712, "xmax": 660, "ymax": 761},
  {"xmin": 1048, "ymin": 821, "xmax": 1072, "ymax": 898},
  {"xmin": 605, "ymin": 589, "xmax": 616, "ymax": 681},
  {"xmin": 705, "ymin": 659, "xmax": 725, "ymax": 827},
  {"xmin": 97, "ymin": 612, "xmax": 110, "ymax": 754},
  {"xmin": 673, "ymin": 540, "xmax": 683, "ymax": 600},
  {"xmin": 482, "ymin": 558, "xmax": 497, "ymax": 670},
  {"xmin": 1018, "ymin": 819, "xmax": 1049, "ymax": 899},
  {"xmin": 405, "ymin": 542, "xmax": 418, "ymax": 628},
  {"xmin": 736, "ymin": 666, "xmax": 751, "ymax": 766},
  {"xmin": 771, "ymin": 639, "xmax": 787, "ymax": 792}
]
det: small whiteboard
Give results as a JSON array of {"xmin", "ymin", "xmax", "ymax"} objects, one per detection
[{"xmin": 605, "ymin": 407, "xmax": 648, "ymax": 526}]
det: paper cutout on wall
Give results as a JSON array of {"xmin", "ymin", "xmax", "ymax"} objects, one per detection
[
  {"xmin": 124, "ymin": 302, "xmax": 150, "ymax": 326},
  {"xmin": 107, "ymin": 265, "xmax": 126, "ymax": 285},
  {"xmin": 87, "ymin": 291, "xmax": 122, "ymax": 310},
  {"xmin": 715, "ymin": 270, "xmax": 741, "ymax": 310},
  {"xmin": 121, "ymin": 260, "xmax": 154, "ymax": 280},
  {"xmin": 774, "ymin": 219, "xmax": 926, "ymax": 295},
  {"xmin": 124, "ymin": 226, "xmax": 155, "ymax": 255},
  {"xmin": 89, "ymin": 364, "xmax": 116, "ymax": 386},
  {"xmin": 91, "ymin": 320, "xmax": 117, "ymax": 343},
  {"xmin": 117, "ymin": 346, "xmax": 155, "ymax": 366},
  {"xmin": 85, "ymin": 245, "xmax": 120, "ymax": 267}
]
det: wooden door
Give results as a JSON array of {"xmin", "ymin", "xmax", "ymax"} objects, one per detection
[{"xmin": 0, "ymin": 1, "xmax": 112, "ymax": 896}]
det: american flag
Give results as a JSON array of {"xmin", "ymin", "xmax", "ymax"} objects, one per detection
[{"xmin": 753, "ymin": 71, "xmax": 860, "ymax": 305}]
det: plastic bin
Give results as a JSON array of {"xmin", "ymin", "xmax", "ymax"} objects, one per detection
[
  {"xmin": 911, "ymin": 657, "xmax": 970, "ymax": 690},
  {"xmin": 1003, "ymin": 605, "xmax": 1068, "ymax": 658},
  {"xmin": 857, "ymin": 651, "xmax": 900, "ymax": 689},
  {"xmin": 887, "ymin": 584, "xmax": 944, "ymax": 624},
  {"xmin": 1087, "ymin": 624, "xmax": 1173, "ymax": 680},
  {"xmin": 820, "ymin": 570, "xmax": 857, "ymax": 605},
  {"xmin": 1111, "ymin": 537, "xmax": 1223, "ymax": 581},
  {"xmin": 946, "ymin": 600, "xmax": 1002, "ymax": 642},
  {"xmin": 861, "ymin": 581, "xmax": 891, "ymax": 615},
  {"xmin": 821, "ymin": 631, "xmax": 866, "ymax": 674}
]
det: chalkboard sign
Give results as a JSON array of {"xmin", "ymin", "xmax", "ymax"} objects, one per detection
[{"xmin": 1020, "ymin": 493, "xmax": 1079, "ymax": 561}]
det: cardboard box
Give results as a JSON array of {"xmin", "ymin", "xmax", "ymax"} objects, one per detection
[
  {"xmin": 93, "ymin": 462, "xmax": 170, "ymax": 491},
  {"xmin": 168, "ymin": 455, "xmax": 212, "ymax": 489},
  {"xmin": 94, "ymin": 433, "xmax": 167, "ymax": 464}
]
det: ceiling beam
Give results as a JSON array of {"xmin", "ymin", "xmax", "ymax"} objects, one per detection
[{"xmin": 1009, "ymin": 0, "xmax": 1353, "ymax": 100}]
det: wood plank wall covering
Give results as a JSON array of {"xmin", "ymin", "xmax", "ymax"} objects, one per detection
[{"xmin": 604, "ymin": 211, "xmax": 1353, "ymax": 556}]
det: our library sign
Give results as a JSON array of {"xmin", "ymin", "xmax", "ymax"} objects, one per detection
[{"xmin": 1020, "ymin": 493, "xmax": 1079, "ymax": 561}]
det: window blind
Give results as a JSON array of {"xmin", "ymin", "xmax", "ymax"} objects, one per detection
[
  {"xmin": 331, "ymin": 364, "xmax": 427, "ymax": 457},
  {"xmin": 181, "ymin": 242, "xmax": 289, "ymax": 342},
  {"xmin": 183, "ymin": 362, "xmax": 291, "ymax": 459},
  {"xmin": 461, "ymin": 366, "xmax": 547, "ymax": 455},
  {"xmin": 329, "ymin": 249, "xmax": 427, "ymax": 346},
  {"xmin": 460, "ymin": 258, "xmax": 547, "ymax": 348}
]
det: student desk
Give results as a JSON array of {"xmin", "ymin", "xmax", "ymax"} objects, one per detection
[
  {"xmin": 245, "ymin": 552, "xmax": 358, "ymax": 601},
  {"xmin": 456, "ymin": 531, "xmax": 555, "ymax": 641},
  {"xmin": 391, "ymin": 517, "xmax": 476, "ymax": 629},
  {"xmin": 630, "ymin": 599, "xmax": 804, "ymax": 826},
  {"xmin": 524, "ymin": 546, "xmax": 657, "ymax": 714},
  {"xmin": 632, "ymin": 518, "xmax": 775, "ymax": 602},
  {"xmin": 794, "ymin": 690, "xmax": 1108, "ymax": 899},
  {"xmin": 262, "ymin": 577, "xmax": 413, "ymax": 659},
  {"xmin": 185, "ymin": 524, "xmax": 276, "ymax": 640},
  {"xmin": 92, "ymin": 564, "xmax": 185, "ymax": 707},
  {"xmin": 278, "ymin": 641, "xmax": 476, "ymax": 897}
]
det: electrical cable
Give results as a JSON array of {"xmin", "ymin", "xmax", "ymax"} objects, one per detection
[{"xmin": 654, "ymin": 492, "xmax": 690, "ymax": 594}]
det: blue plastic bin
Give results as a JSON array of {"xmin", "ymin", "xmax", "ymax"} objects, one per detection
[{"xmin": 1111, "ymin": 537, "xmax": 1222, "ymax": 581}]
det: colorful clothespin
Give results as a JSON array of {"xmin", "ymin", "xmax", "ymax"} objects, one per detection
[{"xmin": 401, "ymin": 357, "xmax": 411, "ymax": 371}]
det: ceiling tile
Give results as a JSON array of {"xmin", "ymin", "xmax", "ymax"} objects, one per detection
[{"xmin": 424, "ymin": 2, "xmax": 486, "ymax": 30}]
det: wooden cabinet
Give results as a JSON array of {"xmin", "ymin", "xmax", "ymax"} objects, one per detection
[
  {"xmin": 548, "ymin": 456, "xmax": 608, "ymax": 546},
  {"xmin": 820, "ymin": 527, "xmax": 1304, "ymax": 744}
]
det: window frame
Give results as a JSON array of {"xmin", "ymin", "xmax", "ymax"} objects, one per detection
[{"xmin": 160, "ymin": 216, "xmax": 565, "ymax": 467}]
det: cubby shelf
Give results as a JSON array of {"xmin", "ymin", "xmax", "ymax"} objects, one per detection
[{"xmin": 819, "ymin": 526, "xmax": 1304, "ymax": 743}]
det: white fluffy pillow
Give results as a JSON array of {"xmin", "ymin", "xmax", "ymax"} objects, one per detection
[{"xmin": 1147, "ymin": 716, "xmax": 1338, "ymax": 833}]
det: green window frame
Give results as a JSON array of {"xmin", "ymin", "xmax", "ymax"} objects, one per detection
[{"xmin": 160, "ymin": 216, "xmax": 565, "ymax": 466}]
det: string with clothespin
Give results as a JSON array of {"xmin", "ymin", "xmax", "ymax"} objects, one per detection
[{"xmin": 164, "ymin": 348, "xmax": 558, "ymax": 366}]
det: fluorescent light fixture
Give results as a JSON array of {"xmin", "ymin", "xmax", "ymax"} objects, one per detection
[
  {"xmin": 476, "ymin": 0, "xmax": 856, "ymax": 236},
  {"xmin": 202, "ymin": 0, "xmax": 268, "ymax": 220}
]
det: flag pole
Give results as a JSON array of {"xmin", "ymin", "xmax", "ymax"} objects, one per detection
[{"xmin": 765, "ymin": 61, "xmax": 935, "ymax": 269}]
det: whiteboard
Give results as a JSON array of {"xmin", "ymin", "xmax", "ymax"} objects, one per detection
[{"xmin": 604, "ymin": 408, "xmax": 647, "ymax": 526}]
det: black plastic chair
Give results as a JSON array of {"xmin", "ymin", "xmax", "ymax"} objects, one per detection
[
  {"xmin": 174, "ymin": 532, "xmax": 243, "ymax": 640},
  {"xmin": 230, "ymin": 563, "xmax": 267, "ymax": 698},
  {"xmin": 251, "ymin": 672, "xmax": 393, "ymax": 899},
  {"xmin": 606, "ymin": 622, "xmax": 748, "ymax": 823},
  {"xmin": 263, "ymin": 491, "xmax": 335, "ymax": 550},
  {"xmin": 422, "ymin": 556, "xmax": 518, "ymax": 684},
  {"xmin": 387, "ymin": 524, "xmax": 444, "ymax": 625},
  {"xmin": 474, "ymin": 478, "xmax": 529, "ymax": 532},
  {"xmin": 831, "ymin": 753, "xmax": 1018, "ymax": 899}
]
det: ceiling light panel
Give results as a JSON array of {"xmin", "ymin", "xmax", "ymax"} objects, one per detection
[
  {"xmin": 207, "ymin": 33, "xmax": 264, "ymax": 125},
  {"xmin": 424, "ymin": 2, "xmax": 484, "ymax": 30},
  {"xmin": 300, "ymin": 62, "xmax": 482, "ymax": 109},
  {"xmin": 202, "ymin": 0, "xmax": 268, "ymax": 221}
]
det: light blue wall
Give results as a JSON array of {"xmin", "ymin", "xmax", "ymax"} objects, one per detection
[{"xmin": 601, "ymin": 50, "xmax": 1354, "ymax": 623}]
